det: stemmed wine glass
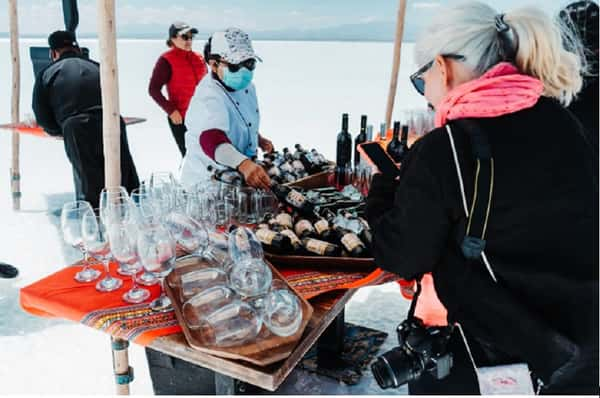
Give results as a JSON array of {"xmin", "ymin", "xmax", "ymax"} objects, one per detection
[
  {"xmin": 60, "ymin": 201, "xmax": 102, "ymax": 282},
  {"xmin": 108, "ymin": 219, "xmax": 150, "ymax": 303},
  {"xmin": 137, "ymin": 224, "xmax": 176, "ymax": 310},
  {"xmin": 81, "ymin": 209, "xmax": 123, "ymax": 292},
  {"xmin": 129, "ymin": 186, "xmax": 160, "ymax": 286}
]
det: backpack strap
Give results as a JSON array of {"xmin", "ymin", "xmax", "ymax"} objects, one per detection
[{"xmin": 445, "ymin": 120, "xmax": 497, "ymax": 282}]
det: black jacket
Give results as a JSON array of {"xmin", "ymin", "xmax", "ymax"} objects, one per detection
[
  {"xmin": 366, "ymin": 97, "xmax": 598, "ymax": 391},
  {"xmin": 568, "ymin": 79, "xmax": 599, "ymax": 153},
  {"xmin": 32, "ymin": 51, "xmax": 102, "ymax": 135}
]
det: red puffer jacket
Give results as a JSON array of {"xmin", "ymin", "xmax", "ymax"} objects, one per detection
[{"xmin": 162, "ymin": 47, "xmax": 207, "ymax": 118}]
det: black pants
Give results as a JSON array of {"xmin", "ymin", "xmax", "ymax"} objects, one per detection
[
  {"xmin": 168, "ymin": 117, "xmax": 187, "ymax": 157},
  {"xmin": 62, "ymin": 112, "xmax": 140, "ymax": 209}
]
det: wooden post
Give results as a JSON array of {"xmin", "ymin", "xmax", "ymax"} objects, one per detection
[
  {"xmin": 8, "ymin": 0, "xmax": 21, "ymax": 210},
  {"xmin": 97, "ymin": 0, "xmax": 121, "ymax": 188},
  {"xmin": 98, "ymin": 2, "xmax": 128, "ymax": 393},
  {"xmin": 111, "ymin": 337, "xmax": 132, "ymax": 395},
  {"xmin": 384, "ymin": 0, "xmax": 408, "ymax": 132}
]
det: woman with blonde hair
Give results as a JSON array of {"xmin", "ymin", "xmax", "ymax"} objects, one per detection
[{"xmin": 367, "ymin": 2, "xmax": 597, "ymax": 394}]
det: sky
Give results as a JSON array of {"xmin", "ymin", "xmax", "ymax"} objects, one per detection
[{"xmin": 0, "ymin": 0, "xmax": 577, "ymax": 41}]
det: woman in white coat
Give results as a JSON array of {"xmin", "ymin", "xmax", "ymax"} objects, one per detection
[{"xmin": 180, "ymin": 27, "xmax": 273, "ymax": 189}]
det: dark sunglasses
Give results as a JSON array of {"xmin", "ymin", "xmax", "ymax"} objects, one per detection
[
  {"xmin": 180, "ymin": 34, "xmax": 194, "ymax": 41},
  {"xmin": 410, "ymin": 54, "xmax": 465, "ymax": 96},
  {"xmin": 221, "ymin": 58, "xmax": 257, "ymax": 73}
]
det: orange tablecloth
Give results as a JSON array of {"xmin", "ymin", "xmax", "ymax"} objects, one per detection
[
  {"xmin": 20, "ymin": 261, "xmax": 181, "ymax": 345},
  {"xmin": 0, "ymin": 117, "xmax": 146, "ymax": 139},
  {"xmin": 20, "ymin": 260, "xmax": 399, "ymax": 345}
]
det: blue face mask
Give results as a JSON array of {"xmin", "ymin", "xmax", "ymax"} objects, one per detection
[{"xmin": 222, "ymin": 67, "xmax": 254, "ymax": 91}]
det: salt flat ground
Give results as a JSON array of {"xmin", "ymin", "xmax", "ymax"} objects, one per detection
[{"xmin": 0, "ymin": 39, "xmax": 418, "ymax": 394}]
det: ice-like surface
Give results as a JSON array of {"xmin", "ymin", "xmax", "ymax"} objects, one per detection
[{"xmin": 0, "ymin": 39, "xmax": 419, "ymax": 394}]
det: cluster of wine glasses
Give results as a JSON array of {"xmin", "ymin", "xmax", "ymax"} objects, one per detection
[
  {"xmin": 60, "ymin": 172, "xmax": 283, "ymax": 317},
  {"xmin": 179, "ymin": 226, "xmax": 303, "ymax": 347}
]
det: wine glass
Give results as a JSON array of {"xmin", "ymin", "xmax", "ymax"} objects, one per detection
[
  {"xmin": 164, "ymin": 212, "xmax": 210, "ymax": 256},
  {"xmin": 60, "ymin": 201, "xmax": 101, "ymax": 282},
  {"xmin": 102, "ymin": 202, "xmax": 137, "ymax": 277},
  {"xmin": 81, "ymin": 209, "xmax": 123, "ymax": 292},
  {"xmin": 229, "ymin": 259, "xmax": 273, "ymax": 299},
  {"xmin": 137, "ymin": 224, "xmax": 176, "ymax": 310},
  {"xmin": 129, "ymin": 187, "xmax": 160, "ymax": 286},
  {"xmin": 149, "ymin": 171, "xmax": 176, "ymax": 188},
  {"xmin": 99, "ymin": 186, "xmax": 131, "ymax": 225},
  {"xmin": 262, "ymin": 282, "xmax": 303, "ymax": 337},
  {"xmin": 194, "ymin": 300, "xmax": 263, "ymax": 347},
  {"xmin": 108, "ymin": 220, "xmax": 150, "ymax": 304}
]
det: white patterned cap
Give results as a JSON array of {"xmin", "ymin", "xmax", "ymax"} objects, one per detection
[{"xmin": 210, "ymin": 27, "xmax": 262, "ymax": 64}]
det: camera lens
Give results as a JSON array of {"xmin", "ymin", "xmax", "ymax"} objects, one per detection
[{"xmin": 371, "ymin": 348, "xmax": 421, "ymax": 389}]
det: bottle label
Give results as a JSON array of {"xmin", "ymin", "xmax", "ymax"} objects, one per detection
[
  {"xmin": 314, "ymin": 219, "xmax": 329, "ymax": 235},
  {"xmin": 275, "ymin": 213, "xmax": 293, "ymax": 229},
  {"xmin": 256, "ymin": 229, "xmax": 277, "ymax": 245},
  {"xmin": 286, "ymin": 190, "xmax": 306, "ymax": 208},
  {"xmin": 305, "ymin": 239, "xmax": 330, "ymax": 256},
  {"xmin": 280, "ymin": 229, "xmax": 301, "ymax": 246},
  {"xmin": 341, "ymin": 233, "xmax": 364, "ymax": 251},
  {"xmin": 257, "ymin": 223, "xmax": 269, "ymax": 230},
  {"xmin": 295, "ymin": 220, "xmax": 314, "ymax": 236}
]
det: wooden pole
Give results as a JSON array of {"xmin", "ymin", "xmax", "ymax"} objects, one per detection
[
  {"xmin": 111, "ymin": 337, "xmax": 132, "ymax": 395},
  {"xmin": 97, "ymin": 0, "xmax": 121, "ymax": 189},
  {"xmin": 8, "ymin": 0, "xmax": 21, "ymax": 210},
  {"xmin": 384, "ymin": 0, "xmax": 408, "ymax": 133}
]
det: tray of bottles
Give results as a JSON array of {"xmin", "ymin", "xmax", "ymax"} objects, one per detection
[
  {"xmin": 164, "ymin": 254, "xmax": 313, "ymax": 367},
  {"xmin": 256, "ymin": 171, "xmax": 377, "ymax": 271}
]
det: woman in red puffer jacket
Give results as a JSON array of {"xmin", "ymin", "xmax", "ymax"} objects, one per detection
[{"xmin": 149, "ymin": 22, "xmax": 207, "ymax": 156}]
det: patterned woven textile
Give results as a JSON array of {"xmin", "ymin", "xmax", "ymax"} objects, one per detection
[
  {"xmin": 20, "ymin": 261, "xmax": 181, "ymax": 345},
  {"xmin": 280, "ymin": 267, "xmax": 398, "ymax": 299}
]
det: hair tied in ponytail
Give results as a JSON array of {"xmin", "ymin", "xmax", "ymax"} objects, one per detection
[
  {"xmin": 494, "ymin": 13, "xmax": 510, "ymax": 32},
  {"xmin": 495, "ymin": 13, "xmax": 519, "ymax": 62}
]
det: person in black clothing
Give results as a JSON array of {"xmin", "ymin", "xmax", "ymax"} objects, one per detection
[
  {"xmin": 366, "ymin": 2, "xmax": 598, "ymax": 395},
  {"xmin": 32, "ymin": 30, "xmax": 139, "ymax": 208},
  {"xmin": 559, "ymin": 0, "xmax": 599, "ymax": 152}
]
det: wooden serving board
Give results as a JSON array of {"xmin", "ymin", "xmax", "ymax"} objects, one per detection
[
  {"xmin": 265, "ymin": 252, "xmax": 376, "ymax": 271},
  {"xmin": 164, "ymin": 256, "xmax": 313, "ymax": 367}
]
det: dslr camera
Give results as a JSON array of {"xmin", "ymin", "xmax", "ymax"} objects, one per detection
[{"xmin": 371, "ymin": 316, "xmax": 454, "ymax": 389}]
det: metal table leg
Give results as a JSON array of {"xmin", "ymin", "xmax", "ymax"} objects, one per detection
[{"xmin": 111, "ymin": 337, "xmax": 133, "ymax": 395}]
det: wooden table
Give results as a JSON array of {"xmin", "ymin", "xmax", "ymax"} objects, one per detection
[{"xmin": 139, "ymin": 289, "xmax": 356, "ymax": 394}]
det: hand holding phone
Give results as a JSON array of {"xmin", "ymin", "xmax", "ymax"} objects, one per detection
[{"xmin": 358, "ymin": 142, "xmax": 401, "ymax": 176}]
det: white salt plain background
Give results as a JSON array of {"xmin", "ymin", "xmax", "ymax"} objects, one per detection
[{"xmin": 0, "ymin": 39, "xmax": 423, "ymax": 394}]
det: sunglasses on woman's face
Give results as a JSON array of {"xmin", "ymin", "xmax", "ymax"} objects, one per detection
[
  {"xmin": 221, "ymin": 58, "xmax": 257, "ymax": 73},
  {"xmin": 410, "ymin": 54, "xmax": 465, "ymax": 96},
  {"xmin": 179, "ymin": 34, "xmax": 194, "ymax": 41}
]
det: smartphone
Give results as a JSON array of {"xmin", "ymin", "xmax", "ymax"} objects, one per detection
[{"xmin": 358, "ymin": 141, "xmax": 401, "ymax": 176}]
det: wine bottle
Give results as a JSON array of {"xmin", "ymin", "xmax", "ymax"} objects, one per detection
[
  {"xmin": 336, "ymin": 227, "xmax": 367, "ymax": 257},
  {"xmin": 294, "ymin": 217, "xmax": 316, "ymax": 239},
  {"xmin": 398, "ymin": 124, "xmax": 410, "ymax": 162},
  {"xmin": 354, "ymin": 115, "xmax": 368, "ymax": 169},
  {"xmin": 256, "ymin": 228, "xmax": 293, "ymax": 254},
  {"xmin": 335, "ymin": 113, "xmax": 352, "ymax": 187},
  {"xmin": 313, "ymin": 217, "xmax": 334, "ymax": 241},
  {"xmin": 366, "ymin": 124, "xmax": 374, "ymax": 142},
  {"xmin": 279, "ymin": 229, "xmax": 304, "ymax": 253},
  {"xmin": 271, "ymin": 183, "xmax": 317, "ymax": 217},
  {"xmin": 386, "ymin": 121, "xmax": 403, "ymax": 162},
  {"xmin": 274, "ymin": 212, "xmax": 293, "ymax": 230},
  {"xmin": 302, "ymin": 238, "xmax": 341, "ymax": 256}
]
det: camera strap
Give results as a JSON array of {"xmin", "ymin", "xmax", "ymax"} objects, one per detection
[
  {"xmin": 446, "ymin": 121, "xmax": 538, "ymax": 394},
  {"xmin": 445, "ymin": 121, "xmax": 497, "ymax": 282}
]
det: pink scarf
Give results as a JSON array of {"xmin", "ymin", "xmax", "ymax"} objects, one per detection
[
  {"xmin": 416, "ymin": 63, "xmax": 543, "ymax": 327},
  {"xmin": 434, "ymin": 62, "xmax": 544, "ymax": 128}
]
